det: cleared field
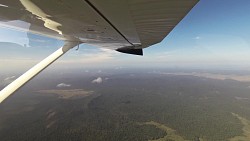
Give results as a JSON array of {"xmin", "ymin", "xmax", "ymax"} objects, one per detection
[
  {"xmin": 37, "ymin": 89, "xmax": 93, "ymax": 99},
  {"xmin": 159, "ymin": 72, "xmax": 250, "ymax": 82},
  {"xmin": 230, "ymin": 113, "xmax": 250, "ymax": 141},
  {"xmin": 140, "ymin": 121, "xmax": 190, "ymax": 141}
]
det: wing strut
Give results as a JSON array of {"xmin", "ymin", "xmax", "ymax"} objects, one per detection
[{"xmin": 0, "ymin": 41, "xmax": 79, "ymax": 103}]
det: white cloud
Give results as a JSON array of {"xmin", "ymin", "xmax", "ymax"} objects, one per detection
[
  {"xmin": 56, "ymin": 83, "xmax": 71, "ymax": 88},
  {"xmin": 4, "ymin": 76, "xmax": 15, "ymax": 81},
  {"xmin": 60, "ymin": 47, "xmax": 119, "ymax": 64},
  {"xmin": 29, "ymin": 38, "xmax": 47, "ymax": 43},
  {"xmin": 194, "ymin": 36, "xmax": 201, "ymax": 40},
  {"xmin": 115, "ymin": 66, "xmax": 123, "ymax": 70},
  {"xmin": 92, "ymin": 77, "xmax": 102, "ymax": 84},
  {"xmin": 0, "ymin": 76, "xmax": 16, "ymax": 86},
  {"xmin": 0, "ymin": 4, "xmax": 8, "ymax": 7}
]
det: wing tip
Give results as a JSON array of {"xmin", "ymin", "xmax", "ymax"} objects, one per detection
[{"xmin": 116, "ymin": 47, "xmax": 143, "ymax": 56}]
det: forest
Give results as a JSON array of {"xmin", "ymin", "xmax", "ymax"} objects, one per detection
[{"xmin": 1, "ymin": 70, "xmax": 250, "ymax": 141}]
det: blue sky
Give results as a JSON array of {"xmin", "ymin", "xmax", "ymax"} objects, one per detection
[{"xmin": 1, "ymin": 0, "xmax": 250, "ymax": 72}]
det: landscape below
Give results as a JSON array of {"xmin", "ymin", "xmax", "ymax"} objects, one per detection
[{"xmin": 1, "ymin": 68, "xmax": 250, "ymax": 141}]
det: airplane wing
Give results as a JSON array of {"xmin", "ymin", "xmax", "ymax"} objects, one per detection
[
  {"xmin": 0, "ymin": 0, "xmax": 198, "ymax": 55},
  {"xmin": 0, "ymin": 0, "xmax": 199, "ymax": 103}
]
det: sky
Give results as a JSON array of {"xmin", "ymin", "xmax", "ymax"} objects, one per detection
[{"xmin": 1, "ymin": 0, "xmax": 250, "ymax": 73}]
